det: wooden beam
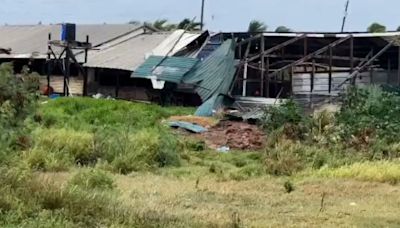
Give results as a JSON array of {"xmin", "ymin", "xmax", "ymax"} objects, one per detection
[
  {"xmin": 311, "ymin": 59, "xmax": 315, "ymax": 92},
  {"xmin": 243, "ymin": 62, "xmax": 248, "ymax": 96},
  {"xmin": 237, "ymin": 34, "xmax": 263, "ymax": 46},
  {"xmin": 329, "ymin": 46, "xmax": 333, "ymax": 93},
  {"xmin": 266, "ymin": 57, "xmax": 270, "ymax": 97},
  {"xmin": 243, "ymin": 34, "xmax": 306, "ymax": 63},
  {"xmin": 260, "ymin": 36, "xmax": 265, "ymax": 97},
  {"xmin": 269, "ymin": 35, "xmax": 353, "ymax": 79},
  {"xmin": 265, "ymin": 54, "xmax": 366, "ymax": 62},
  {"xmin": 338, "ymin": 40, "xmax": 394, "ymax": 88},
  {"xmin": 350, "ymin": 36, "xmax": 354, "ymax": 73}
]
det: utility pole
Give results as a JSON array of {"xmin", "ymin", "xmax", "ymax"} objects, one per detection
[
  {"xmin": 341, "ymin": 0, "xmax": 350, "ymax": 32},
  {"xmin": 200, "ymin": 0, "xmax": 205, "ymax": 31}
]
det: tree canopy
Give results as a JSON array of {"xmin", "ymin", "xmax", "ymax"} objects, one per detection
[
  {"xmin": 367, "ymin": 23, "xmax": 386, "ymax": 33},
  {"xmin": 275, "ymin": 26, "xmax": 292, "ymax": 33},
  {"xmin": 248, "ymin": 20, "xmax": 267, "ymax": 33}
]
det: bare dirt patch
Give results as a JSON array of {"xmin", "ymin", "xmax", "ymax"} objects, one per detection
[{"xmin": 201, "ymin": 121, "xmax": 265, "ymax": 150}]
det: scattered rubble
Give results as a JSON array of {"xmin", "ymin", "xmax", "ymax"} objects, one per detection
[{"xmin": 201, "ymin": 121, "xmax": 265, "ymax": 150}]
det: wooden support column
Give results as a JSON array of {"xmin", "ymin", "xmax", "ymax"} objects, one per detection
[
  {"xmin": 329, "ymin": 46, "xmax": 333, "ymax": 94},
  {"xmin": 350, "ymin": 36, "xmax": 354, "ymax": 74},
  {"xmin": 266, "ymin": 57, "xmax": 270, "ymax": 97},
  {"xmin": 243, "ymin": 62, "xmax": 248, "ymax": 96},
  {"xmin": 46, "ymin": 33, "xmax": 51, "ymax": 95},
  {"xmin": 304, "ymin": 36, "xmax": 308, "ymax": 56},
  {"xmin": 260, "ymin": 36, "xmax": 265, "ymax": 97},
  {"xmin": 370, "ymin": 48, "xmax": 374, "ymax": 84},
  {"xmin": 64, "ymin": 47, "xmax": 71, "ymax": 96},
  {"xmin": 83, "ymin": 35, "xmax": 89, "ymax": 96},
  {"xmin": 311, "ymin": 59, "xmax": 315, "ymax": 92}
]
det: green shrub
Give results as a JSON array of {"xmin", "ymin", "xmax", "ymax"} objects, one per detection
[
  {"xmin": 283, "ymin": 180, "xmax": 295, "ymax": 193},
  {"xmin": 337, "ymin": 86, "xmax": 400, "ymax": 143},
  {"xmin": 33, "ymin": 128, "xmax": 96, "ymax": 166},
  {"xmin": 69, "ymin": 169, "xmax": 115, "ymax": 190}
]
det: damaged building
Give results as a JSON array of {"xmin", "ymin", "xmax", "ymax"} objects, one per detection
[{"xmin": 1, "ymin": 24, "xmax": 400, "ymax": 116}]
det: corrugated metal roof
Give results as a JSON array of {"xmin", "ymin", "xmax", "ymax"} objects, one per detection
[
  {"xmin": 184, "ymin": 39, "xmax": 237, "ymax": 101},
  {"xmin": 132, "ymin": 56, "xmax": 199, "ymax": 83},
  {"xmin": 0, "ymin": 24, "xmax": 143, "ymax": 59},
  {"xmin": 85, "ymin": 32, "xmax": 171, "ymax": 71},
  {"xmin": 150, "ymin": 30, "xmax": 201, "ymax": 56}
]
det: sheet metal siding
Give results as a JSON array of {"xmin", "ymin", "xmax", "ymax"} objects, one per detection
[
  {"xmin": 133, "ymin": 56, "xmax": 199, "ymax": 83},
  {"xmin": 85, "ymin": 33, "xmax": 170, "ymax": 71},
  {"xmin": 184, "ymin": 39, "xmax": 236, "ymax": 101}
]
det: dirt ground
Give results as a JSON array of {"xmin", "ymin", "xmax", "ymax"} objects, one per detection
[{"xmin": 201, "ymin": 121, "xmax": 266, "ymax": 150}]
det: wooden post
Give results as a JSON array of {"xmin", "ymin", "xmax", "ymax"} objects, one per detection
[
  {"xmin": 64, "ymin": 48, "xmax": 71, "ymax": 96},
  {"xmin": 350, "ymin": 36, "xmax": 354, "ymax": 73},
  {"xmin": 329, "ymin": 46, "xmax": 333, "ymax": 94},
  {"xmin": 47, "ymin": 33, "xmax": 51, "ymax": 95},
  {"xmin": 260, "ymin": 36, "xmax": 265, "ymax": 97},
  {"xmin": 83, "ymin": 35, "xmax": 89, "ymax": 96},
  {"xmin": 304, "ymin": 36, "xmax": 308, "ymax": 56},
  {"xmin": 311, "ymin": 59, "xmax": 315, "ymax": 92},
  {"xmin": 370, "ymin": 48, "xmax": 374, "ymax": 84},
  {"xmin": 243, "ymin": 62, "xmax": 248, "ymax": 96},
  {"xmin": 266, "ymin": 57, "xmax": 270, "ymax": 97}
]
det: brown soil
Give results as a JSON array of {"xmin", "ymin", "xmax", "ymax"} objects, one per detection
[{"xmin": 201, "ymin": 121, "xmax": 265, "ymax": 150}]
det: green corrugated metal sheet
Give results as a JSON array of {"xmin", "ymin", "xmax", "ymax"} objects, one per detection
[
  {"xmin": 132, "ymin": 56, "xmax": 199, "ymax": 83},
  {"xmin": 183, "ymin": 39, "xmax": 236, "ymax": 101}
]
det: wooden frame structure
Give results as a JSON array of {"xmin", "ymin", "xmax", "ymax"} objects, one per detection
[
  {"xmin": 233, "ymin": 33, "xmax": 400, "ymax": 99},
  {"xmin": 46, "ymin": 34, "xmax": 92, "ymax": 96}
]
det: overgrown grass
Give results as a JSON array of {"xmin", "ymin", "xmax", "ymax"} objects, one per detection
[
  {"xmin": 314, "ymin": 160, "xmax": 400, "ymax": 184},
  {"xmin": 37, "ymin": 97, "xmax": 194, "ymax": 131}
]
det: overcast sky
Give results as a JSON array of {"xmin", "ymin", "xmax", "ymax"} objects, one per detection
[{"xmin": 1, "ymin": 0, "xmax": 399, "ymax": 32}]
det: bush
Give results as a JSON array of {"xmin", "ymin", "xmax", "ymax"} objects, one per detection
[
  {"xmin": 69, "ymin": 169, "xmax": 115, "ymax": 190},
  {"xmin": 261, "ymin": 100, "xmax": 310, "ymax": 140},
  {"xmin": 337, "ymin": 86, "xmax": 400, "ymax": 143},
  {"xmin": 0, "ymin": 63, "xmax": 39, "ymax": 156}
]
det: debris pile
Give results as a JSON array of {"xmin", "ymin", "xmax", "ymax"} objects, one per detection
[{"xmin": 202, "ymin": 121, "xmax": 265, "ymax": 150}]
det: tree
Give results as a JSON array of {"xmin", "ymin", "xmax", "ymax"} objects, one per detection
[
  {"xmin": 177, "ymin": 18, "xmax": 201, "ymax": 31},
  {"xmin": 367, "ymin": 23, "xmax": 386, "ymax": 33},
  {"xmin": 275, "ymin": 26, "xmax": 292, "ymax": 33},
  {"xmin": 152, "ymin": 19, "xmax": 176, "ymax": 31},
  {"xmin": 396, "ymin": 26, "xmax": 400, "ymax": 32},
  {"xmin": 248, "ymin": 20, "xmax": 267, "ymax": 33}
]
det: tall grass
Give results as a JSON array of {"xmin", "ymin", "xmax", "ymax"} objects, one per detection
[
  {"xmin": 38, "ymin": 97, "xmax": 194, "ymax": 131},
  {"xmin": 315, "ymin": 160, "xmax": 400, "ymax": 184}
]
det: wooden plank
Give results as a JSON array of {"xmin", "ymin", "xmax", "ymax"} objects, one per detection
[
  {"xmin": 269, "ymin": 35, "xmax": 353, "ymax": 79},
  {"xmin": 244, "ymin": 34, "xmax": 306, "ymax": 63},
  {"xmin": 260, "ymin": 36, "xmax": 265, "ymax": 97},
  {"xmin": 329, "ymin": 47, "xmax": 333, "ymax": 93}
]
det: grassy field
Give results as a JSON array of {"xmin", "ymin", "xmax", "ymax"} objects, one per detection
[{"xmin": 2, "ymin": 97, "xmax": 400, "ymax": 227}]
